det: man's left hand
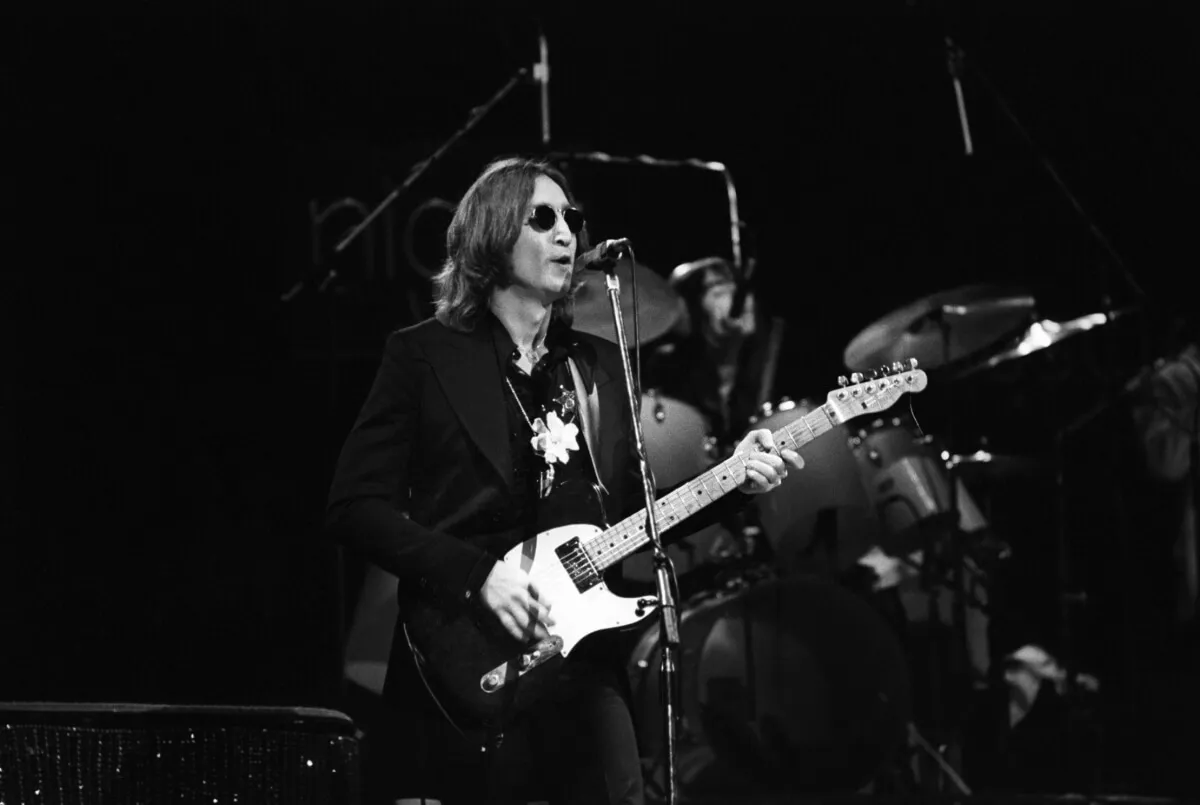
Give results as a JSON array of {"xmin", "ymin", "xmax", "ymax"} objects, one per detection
[{"xmin": 734, "ymin": 428, "xmax": 805, "ymax": 494}]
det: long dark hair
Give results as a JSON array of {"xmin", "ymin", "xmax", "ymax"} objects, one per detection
[{"xmin": 433, "ymin": 157, "xmax": 589, "ymax": 332}]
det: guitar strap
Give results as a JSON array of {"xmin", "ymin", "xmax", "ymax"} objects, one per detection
[{"xmin": 568, "ymin": 356, "xmax": 607, "ymax": 495}]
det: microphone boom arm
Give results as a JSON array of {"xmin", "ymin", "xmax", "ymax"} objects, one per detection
[
  {"xmin": 335, "ymin": 66, "xmax": 532, "ymax": 255},
  {"xmin": 549, "ymin": 150, "xmax": 747, "ymax": 278}
]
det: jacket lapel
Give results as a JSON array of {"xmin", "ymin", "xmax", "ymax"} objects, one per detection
[
  {"xmin": 591, "ymin": 362, "xmax": 620, "ymax": 489},
  {"xmin": 568, "ymin": 357, "xmax": 606, "ymax": 495},
  {"xmin": 424, "ymin": 326, "xmax": 513, "ymax": 488}
]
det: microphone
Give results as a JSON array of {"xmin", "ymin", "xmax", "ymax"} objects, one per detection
[
  {"xmin": 576, "ymin": 238, "xmax": 631, "ymax": 271},
  {"xmin": 728, "ymin": 257, "xmax": 756, "ymax": 319},
  {"xmin": 535, "ymin": 32, "xmax": 550, "ymax": 145},
  {"xmin": 946, "ymin": 37, "xmax": 973, "ymax": 156},
  {"xmin": 728, "ymin": 281, "xmax": 750, "ymax": 320}
]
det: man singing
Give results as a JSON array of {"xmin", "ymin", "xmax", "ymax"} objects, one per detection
[{"xmin": 326, "ymin": 157, "xmax": 804, "ymax": 805}]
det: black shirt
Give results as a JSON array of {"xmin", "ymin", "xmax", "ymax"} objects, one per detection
[{"xmin": 488, "ymin": 313, "xmax": 603, "ymax": 535}]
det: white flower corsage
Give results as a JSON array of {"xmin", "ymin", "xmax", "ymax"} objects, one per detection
[{"xmin": 530, "ymin": 410, "xmax": 580, "ymax": 465}]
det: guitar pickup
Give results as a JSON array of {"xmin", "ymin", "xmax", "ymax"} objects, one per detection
[{"xmin": 480, "ymin": 635, "xmax": 564, "ymax": 694}]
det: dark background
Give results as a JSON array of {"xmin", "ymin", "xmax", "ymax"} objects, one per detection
[{"xmin": 5, "ymin": 3, "xmax": 1198, "ymax": 797}]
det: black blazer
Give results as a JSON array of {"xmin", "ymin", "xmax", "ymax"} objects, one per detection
[{"xmin": 326, "ymin": 316, "xmax": 747, "ymax": 624}]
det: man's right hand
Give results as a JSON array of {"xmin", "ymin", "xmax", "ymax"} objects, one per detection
[{"xmin": 479, "ymin": 561, "xmax": 556, "ymax": 643}]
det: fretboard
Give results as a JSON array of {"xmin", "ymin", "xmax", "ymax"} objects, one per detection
[{"xmin": 583, "ymin": 402, "xmax": 838, "ymax": 572}]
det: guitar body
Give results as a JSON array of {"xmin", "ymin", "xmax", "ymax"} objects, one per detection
[{"xmin": 404, "ymin": 522, "xmax": 657, "ymax": 731}]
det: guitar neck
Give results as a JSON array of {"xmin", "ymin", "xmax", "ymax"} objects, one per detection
[{"xmin": 583, "ymin": 402, "xmax": 838, "ymax": 573}]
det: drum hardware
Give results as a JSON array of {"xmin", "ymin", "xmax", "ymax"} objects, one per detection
[
  {"xmin": 756, "ymin": 316, "xmax": 788, "ymax": 409},
  {"xmin": 838, "ymin": 285, "xmax": 1141, "ymax": 793},
  {"xmin": 333, "ymin": 62, "xmax": 543, "ymax": 257},
  {"xmin": 905, "ymin": 721, "xmax": 973, "ymax": 795},
  {"xmin": 922, "ymin": 306, "xmax": 975, "ymax": 795},
  {"xmin": 844, "ymin": 291, "xmax": 1012, "ymax": 792},
  {"xmin": 748, "ymin": 397, "xmax": 797, "ymax": 426},
  {"xmin": 1041, "ymin": 348, "xmax": 1174, "ymax": 725},
  {"xmin": 946, "ymin": 43, "xmax": 1150, "ymax": 787},
  {"xmin": 942, "ymin": 448, "xmax": 1051, "ymax": 482}
]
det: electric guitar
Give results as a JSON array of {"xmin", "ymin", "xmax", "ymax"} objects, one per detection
[{"xmin": 403, "ymin": 363, "xmax": 928, "ymax": 735}]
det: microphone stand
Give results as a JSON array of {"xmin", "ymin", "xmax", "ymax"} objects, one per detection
[
  {"xmin": 333, "ymin": 66, "xmax": 532, "ymax": 255},
  {"xmin": 600, "ymin": 261, "xmax": 682, "ymax": 805}
]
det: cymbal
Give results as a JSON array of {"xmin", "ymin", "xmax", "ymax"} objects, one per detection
[
  {"xmin": 844, "ymin": 284, "xmax": 1035, "ymax": 372},
  {"xmin": 955, "ymin": 307, "xmax": 1138, "ymax": 378},
  {"xmin": 571, "ymin": 258, "xmax": 683, "ymax": 346}
]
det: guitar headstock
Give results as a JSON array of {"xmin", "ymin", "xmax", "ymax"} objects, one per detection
[{"xmin": 824, "ymin": 359, "xmax": 928, "ymax": 424}]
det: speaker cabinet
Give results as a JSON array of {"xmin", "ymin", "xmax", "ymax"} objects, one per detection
[{"xmin": 0, "ymin": 703, "xmax": 360, "ymax": 804}]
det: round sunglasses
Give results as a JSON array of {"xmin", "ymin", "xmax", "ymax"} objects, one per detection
[{"xmin": 527, "ymin": 204, "xmax": 586, "ymax": 235}]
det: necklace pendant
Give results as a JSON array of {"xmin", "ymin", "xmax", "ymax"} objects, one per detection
[
  {"xmin": 539, "ymin": 465, "xmax": 556, "ymax": 498},
  {"xmin": 554, "ymin": 388, "xmax": 577, "ymax": 417}
]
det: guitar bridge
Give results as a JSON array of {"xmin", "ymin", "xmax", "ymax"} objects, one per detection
[{"xmin": 480, "ymin": 635, "xmax": 564, "ymax": 694}]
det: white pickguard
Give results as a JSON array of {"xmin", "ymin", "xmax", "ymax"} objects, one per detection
[{"xmin": 507, "ymin": 523, "xmax": 655, "ymax": 658}]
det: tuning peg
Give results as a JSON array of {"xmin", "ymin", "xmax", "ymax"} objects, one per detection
[
  {"xmin": 908, "ymin": 358, "xmax": 919, "ymax": 370},
  {"xmin": 891, "ymin": 361, "xmax": 904, "ymax": 373},
  {"xmin": 837, "ymin": 375, "xmax": 849, "ymax": 387},
  {"xmin": 850, "ymin": 372, "xmax": 863, "ymax": 384}
]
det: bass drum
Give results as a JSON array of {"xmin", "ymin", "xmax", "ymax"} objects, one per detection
[{"xmin": 627, "ymin": 576, "xmax": 910, "ymax": 799}]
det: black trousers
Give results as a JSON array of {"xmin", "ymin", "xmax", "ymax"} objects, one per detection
[{"xmin": 366, "ymin": 649, "xmax": 645, "ymax": 805}]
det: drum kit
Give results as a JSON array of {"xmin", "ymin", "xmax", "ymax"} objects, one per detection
[{"xmin": 568, "ymin": 264, "xmax": 1132, "ymax": 801}]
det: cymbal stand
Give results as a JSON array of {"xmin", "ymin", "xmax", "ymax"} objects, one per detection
[
  {"xmin": 333, "ymin": 65, "xmax": 533, "ymax": 256},
  {"xmin": 1050, "ymin": 354, "xmax": 1183, "ymax": 789},
  {"xmin": 951, "ymin": 40, "xmax": 1147, "ymax": 306},
  {"xmin": 906, "ymin": 308, "xmax": 972, "ymax": 795}
]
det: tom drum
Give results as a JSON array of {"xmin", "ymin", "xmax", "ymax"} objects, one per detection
[
  {"xmin": 749, "ymin": 399, "xmax": 879, "ymax": 575},
  {"xmin": 624, "ymin": 391, "xmax": 727, "ymax": 586}
]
